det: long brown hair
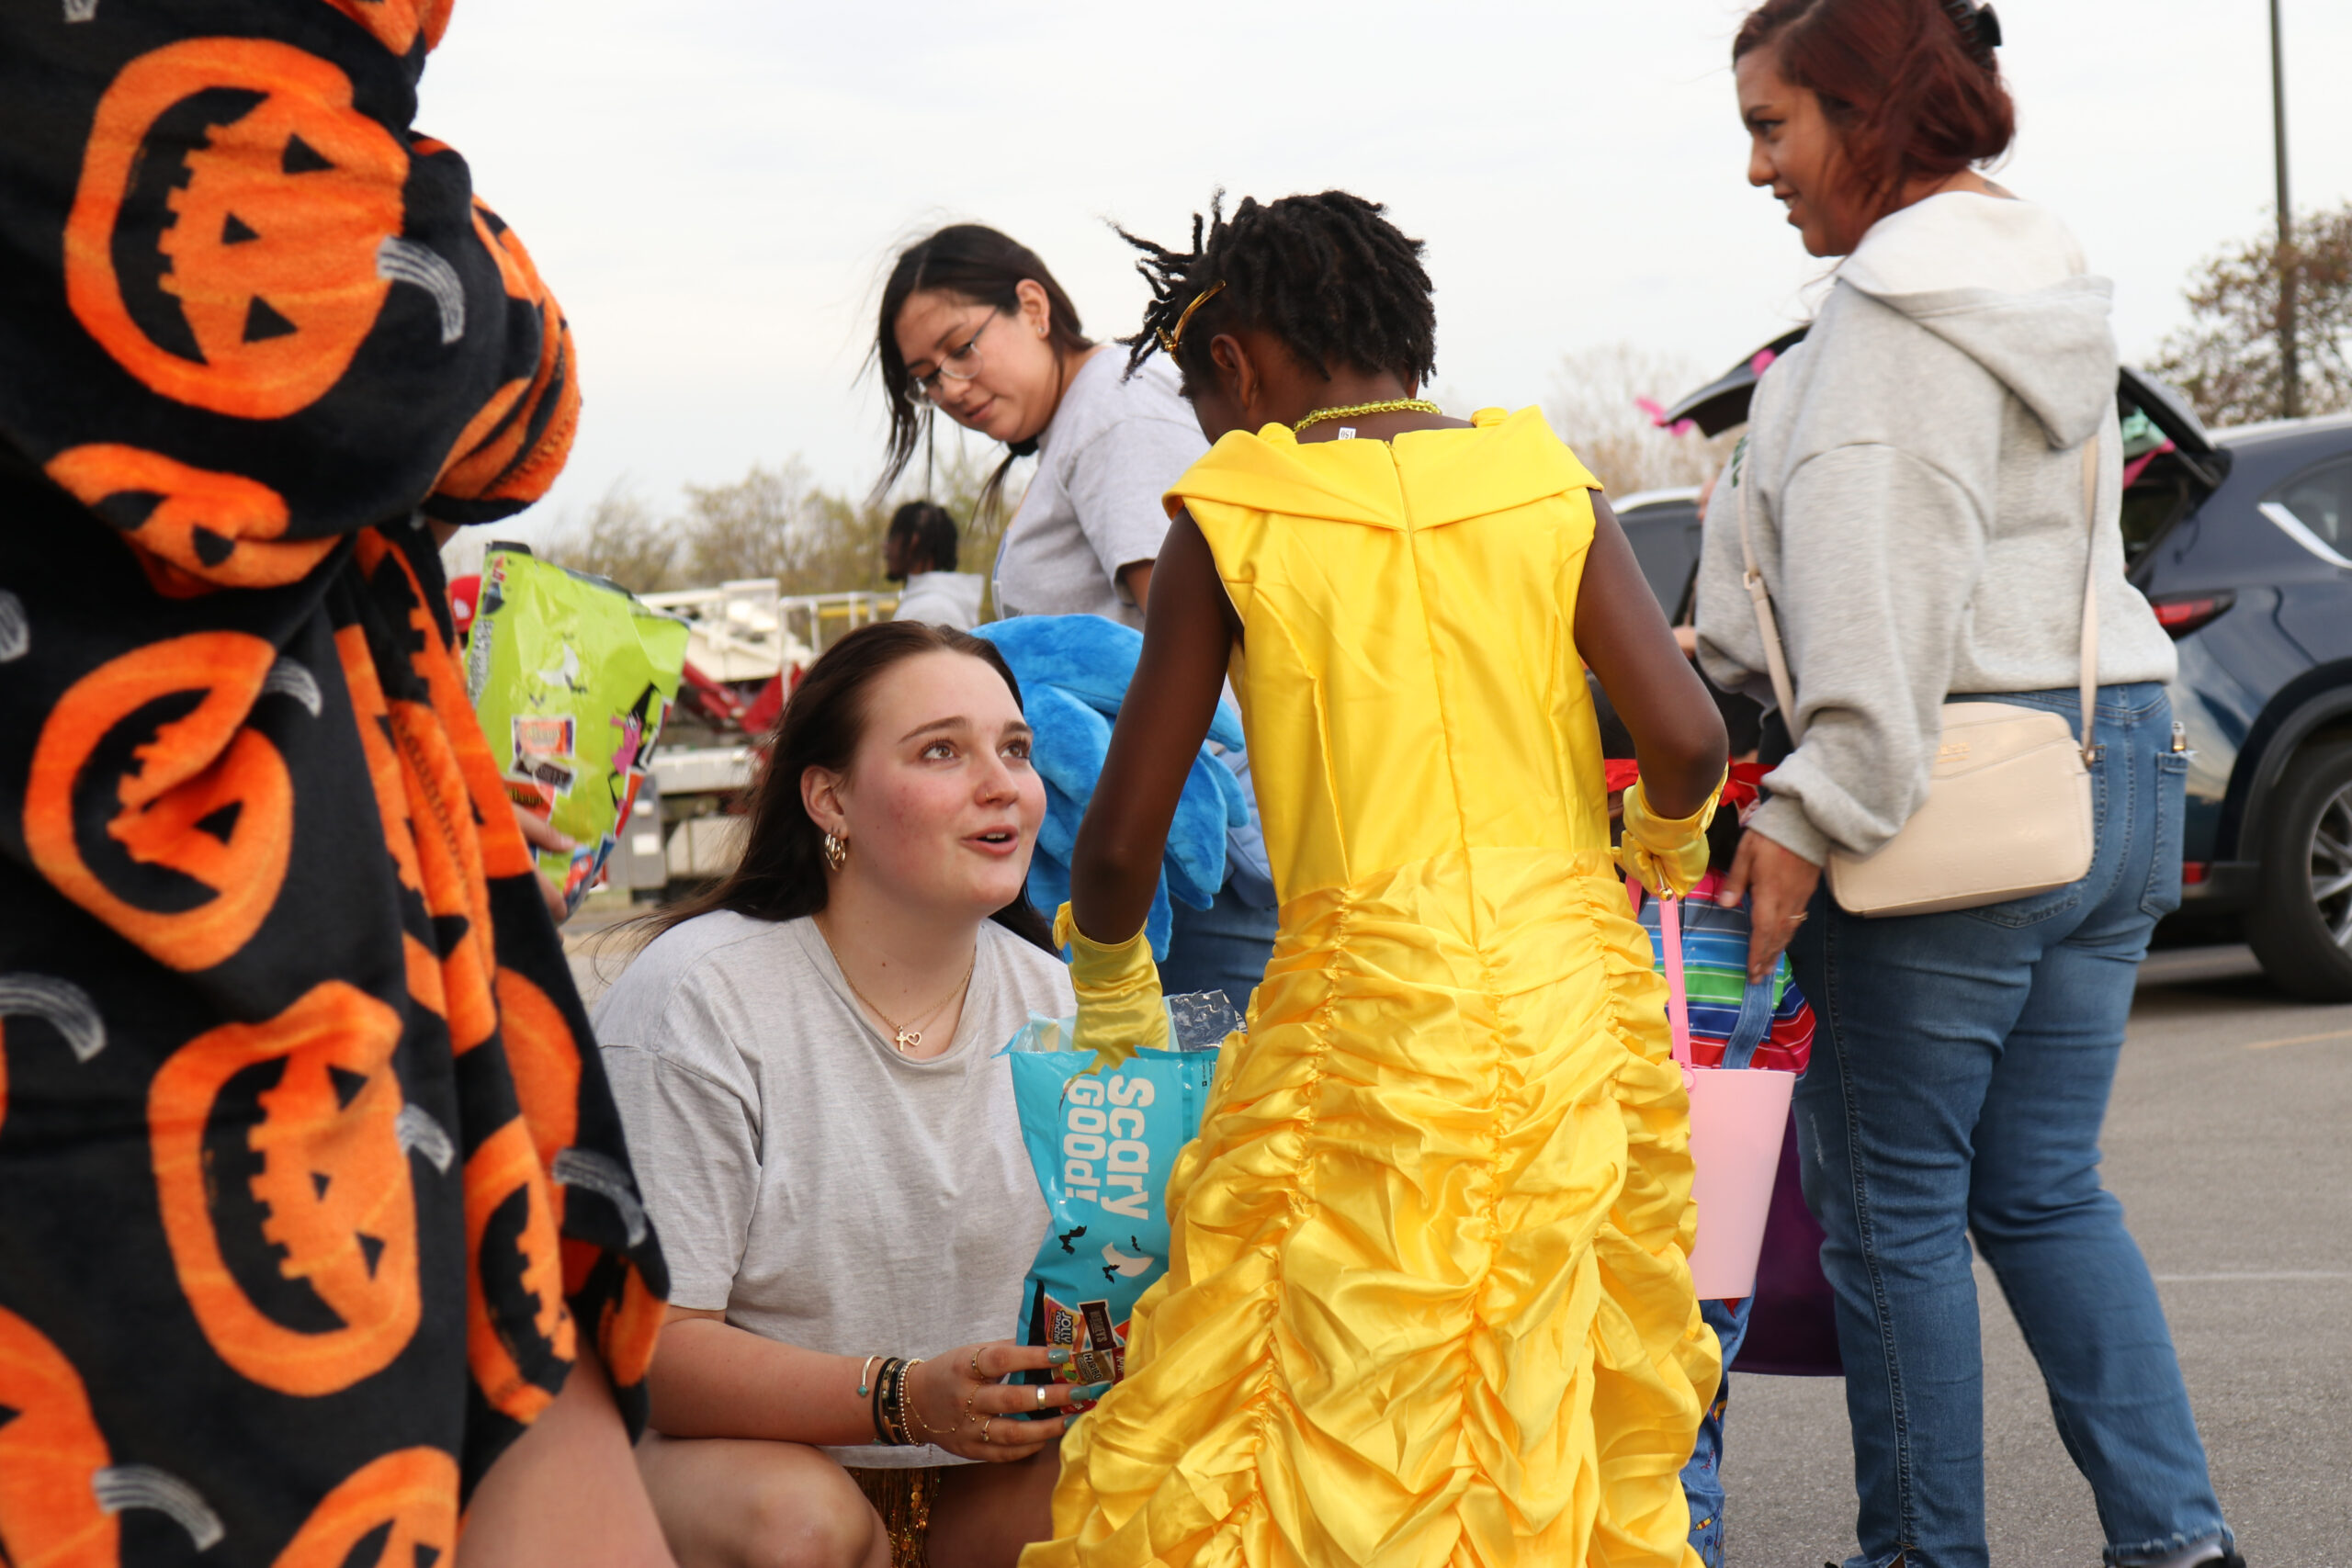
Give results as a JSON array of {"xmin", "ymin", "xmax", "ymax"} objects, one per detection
[
  {"xmin": 1735, "ymin": 0, "xmax": 2016, "ymax": 227},
  {"xmin": 648, "ymin": 620, "xmax": 1055, "ymax": 951}
]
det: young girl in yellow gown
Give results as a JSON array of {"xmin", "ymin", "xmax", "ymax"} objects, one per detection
[{"xmin": 1027, "ymin": 192, "xmax": 1730, "ymax": 1568}]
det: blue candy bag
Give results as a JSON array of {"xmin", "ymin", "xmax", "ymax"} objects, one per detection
[{"xmin": 1003, "ymin": 994, "xmax": 1238, "ymax": 1412}]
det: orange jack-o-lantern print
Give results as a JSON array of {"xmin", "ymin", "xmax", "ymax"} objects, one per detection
[
  {"xmin": 0, "ymin": 1306, "xmax": 119, "ymax": 1566},
  {"xmin": 47, "ymin": 444, "xmax": 332, "ymax": 594},
  {"xmin": 64, "ymin": 38, "xmax": 408, "ymax": 419},
  {"xmin": 25, "ymin": 632, "xmax": 298, "ymax": 972},
  {"xmin": 465, "ymin": 1117, "xmax": 573, "ymax": 1422},
  {"xmin": 271, "ymin": 1447, "xmax": 457, "ymax": 1568},
  {"xmin": 151, "ymin": 981, "xmax": 428, "ymax": 1396},
  {"xmin": 493, "ymin": 966, "xmax": 578, "ymax": 1175},
  {"xmin": 0, "ymin": 1309, "xmax": 228, "ymax": 1562},
  {"xmin": 311, "ymin": 0, "xmax": 455, "ymax": 59}
]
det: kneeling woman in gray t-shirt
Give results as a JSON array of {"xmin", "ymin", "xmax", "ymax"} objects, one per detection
[{"xmin": 595, "ymin": 622, "xmax": 1080, "ymax": 1568}]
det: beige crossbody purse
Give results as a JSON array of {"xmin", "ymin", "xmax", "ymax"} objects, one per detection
[{"xmin": 1737, "ymin": 439, "xmax": 2101, "ymax": 918}]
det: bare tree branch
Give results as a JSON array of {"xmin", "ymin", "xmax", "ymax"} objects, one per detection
[
  {"xmin": 1547, "ymin": 344, "xmax": 1738, "ymax": 499},
  {"xmin": 2150, "ymin": 203, "xmax": 2352, "ymax": 428}
]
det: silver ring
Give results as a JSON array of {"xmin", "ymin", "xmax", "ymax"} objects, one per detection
[{"xmin": 1035, "ymin": 1384, "xmax": 1049, "ymax": 1407}]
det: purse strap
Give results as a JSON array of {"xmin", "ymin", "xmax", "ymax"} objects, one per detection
[{"xmin": 1737, "ymin": 435, "xmax": 2103, "ymax": 764}]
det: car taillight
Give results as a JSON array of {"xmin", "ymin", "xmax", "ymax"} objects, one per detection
[
  {"xmin": 2182, "ymin": 861, "xmax": 2209, "ymax": 886},
  {"xmin": 2150, "ymin": 592, "xmax": 2234, "ymax": 638}
]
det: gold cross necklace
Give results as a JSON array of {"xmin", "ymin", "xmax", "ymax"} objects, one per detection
[{"xmin": 819, "ymin": 923, "xmax": 978, "ymax": 1055}]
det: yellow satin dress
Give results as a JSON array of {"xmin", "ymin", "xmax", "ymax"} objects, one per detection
[{"xmin": 1025, "ymin": 408, "xmax": 1715, "ymax": 1568}]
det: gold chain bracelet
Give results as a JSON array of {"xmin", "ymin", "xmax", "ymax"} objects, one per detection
[{"xmin": 1294, "ymin": 398, "xmax": 1442, "ymax": 433}]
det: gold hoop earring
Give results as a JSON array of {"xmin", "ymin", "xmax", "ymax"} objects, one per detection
[{"xmin": 822, "ymin": 831, "xmax": 847, "ymax": 872}]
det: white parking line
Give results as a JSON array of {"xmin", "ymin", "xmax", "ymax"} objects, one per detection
[
  {"xmin": 2150, "ymin": 1270, "xmax": 2352, "ymax": 1282},
  {"xmin": 2241, "ymin": 1026, "xmax": 2352, "ymax": 1051}
]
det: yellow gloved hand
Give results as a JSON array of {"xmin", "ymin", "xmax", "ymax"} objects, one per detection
[
  {"xmin": 1616, "ymin": 770, "xmax": 1728, "ymax": 899},
  {"xmin": 1054, "ymin": 903, "xmax": 1170, "ymax": 1074}
]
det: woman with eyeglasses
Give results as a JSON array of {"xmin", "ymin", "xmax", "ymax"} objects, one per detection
[
  {"xmin": 876, "ymin": 225, "xmax": 1192, "ymax": 627},
  {"xmin": 873, "ymin": 225, "xmax": 1277, "ymax": 1018}
]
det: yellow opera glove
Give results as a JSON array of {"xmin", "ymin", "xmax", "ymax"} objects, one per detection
[
  {"xmin": 1054, "ymin": 903, "xmax": 1170, "ymax": 1074},
  {"xmin": 1616, "ymin": 770, "xmax": 1728, "ymax": 899}
]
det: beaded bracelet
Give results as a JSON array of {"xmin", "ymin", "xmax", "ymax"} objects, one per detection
[{"xmin": 896, "ymin": 1359, "xmax": 935, "ymax": 1445}]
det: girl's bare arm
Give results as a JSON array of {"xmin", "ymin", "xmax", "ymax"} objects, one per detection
[
  {"xmin": 1575, "ymin": 496, "xmax": 1730, "ymax": 817},
  {"xmin": 1069, "ymin": 512, "xmax": 1237, "ymax": 942}
]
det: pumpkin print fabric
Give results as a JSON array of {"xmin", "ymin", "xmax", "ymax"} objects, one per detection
[{"xmin": 0, "ymin": 0, "xmax": 668, "ymax": 1560}]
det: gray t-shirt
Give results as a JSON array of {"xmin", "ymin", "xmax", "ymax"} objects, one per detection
[
  {"xmin": 991, "ymin": 349, "xmax": 1205, "ymax": 628},
  {"xmin": 594, "ymin": 911, "xmax": 1074, "ymax": 1467}
]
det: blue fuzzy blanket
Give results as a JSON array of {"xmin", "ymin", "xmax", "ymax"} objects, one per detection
[{"xmin": 974, "ymin": 615, "xmax": 1249, "ymax": 958}]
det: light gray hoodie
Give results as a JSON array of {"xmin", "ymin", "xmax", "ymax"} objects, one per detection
[{"xmin": 1695, "ymin": 192, "xmax": 2177, "ymax": 866}]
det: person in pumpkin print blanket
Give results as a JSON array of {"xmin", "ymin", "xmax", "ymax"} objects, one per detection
[
  {"xmin": 1606, "ymin": 756, "xmax": 1815, "ymax": 1568},
  {"xmin": 0, "ymin": 2, "xmax": 674, "ymax": 1563}
]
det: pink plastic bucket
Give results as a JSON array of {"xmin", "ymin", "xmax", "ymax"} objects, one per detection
[{"xmin": 1658, "ymin": 895, "xmax": 1796, "ymax": 1300}]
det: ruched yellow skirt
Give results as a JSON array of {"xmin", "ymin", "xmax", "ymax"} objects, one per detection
[{"xmin": 1025, "ymin": 850, "xmax": 1716, "ymax": 1568}]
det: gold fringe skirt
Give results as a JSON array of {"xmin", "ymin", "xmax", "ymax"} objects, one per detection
[{"xmin": 848, "ymin": 1465, "xmax": 940, "ymax": 1568}]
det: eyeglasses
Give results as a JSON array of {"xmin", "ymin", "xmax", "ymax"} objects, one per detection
[{"xmin": 904, "ymin": 314, "xmax": 1000, "ymax": 407}]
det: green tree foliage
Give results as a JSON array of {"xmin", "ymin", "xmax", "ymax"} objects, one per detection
[
  {"xmin": 544, "ymin": 433, "xmax": 1025, "ymax": 609},
  {"xmin": 2150, "ymin": 203, "xmax": 2352, "ymax": 429},
  {"xmin": 674, "ymin": 460, "xmax": 875, "ymax": 592},
  {"xmin": 556, "ymin": 485, "xmax": 679, "ymax": 594}
]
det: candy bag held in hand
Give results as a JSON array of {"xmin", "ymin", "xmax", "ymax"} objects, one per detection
[
  {"xmin": 466, "ymin": 545, "xmax": 688, "ymax": 911},
  {"xmin": 1002, "ymin": 993, "xmax": 1237, "ymax": 1416}
]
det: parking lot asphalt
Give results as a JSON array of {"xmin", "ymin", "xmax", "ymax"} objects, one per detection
[
  {"xmin": 1722, "ymin": 945, "xmax": 2352, "ymax": 1566},
  {"xmin": 566, "ymin": 917, "xmax": 2346, "ymax": 1562}
]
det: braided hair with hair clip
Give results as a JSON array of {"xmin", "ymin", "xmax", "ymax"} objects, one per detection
[{"xmin": 1119, "ymin": 191, "xmax": 1436, "ymax": 393}]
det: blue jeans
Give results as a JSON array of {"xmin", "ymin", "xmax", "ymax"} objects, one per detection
[
  {"xmin": 1684, "ymin": 1295, "xmax": 1752, "ymax": 1567},
  {"xmin": 1787, "ymin": 684, "xmax": 2228, "ymax": 1568},
  {"xmin": 1159, "ymin": 876, "xmax": 1277, "ymax": 1021}
]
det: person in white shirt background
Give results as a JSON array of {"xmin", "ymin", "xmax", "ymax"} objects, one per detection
[{"xmin": 886, "ymin": 501, "xmax": 985, "ymax": 631}]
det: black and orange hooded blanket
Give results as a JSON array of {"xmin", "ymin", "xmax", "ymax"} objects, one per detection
[{"xmin": 0, "ymin": 0, "xmax": 668, "ymax": 1556}]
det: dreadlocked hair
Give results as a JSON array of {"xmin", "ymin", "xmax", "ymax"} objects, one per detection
[{"xmin": 1119, "ymin": 191, "xmax": 1436, "ymax": 392}]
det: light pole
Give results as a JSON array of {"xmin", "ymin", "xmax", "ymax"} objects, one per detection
[{"xmin": 2271, "ymin": 0, "xmax": 2300, "ymax": 418}]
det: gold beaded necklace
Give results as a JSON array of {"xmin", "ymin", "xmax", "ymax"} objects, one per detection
[{"xmin": 1294, "ymin": 398, "xmax": 1442, "ymax": 434}]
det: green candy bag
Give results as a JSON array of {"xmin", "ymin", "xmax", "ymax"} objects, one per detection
[{"xmin": 465, "ymin": 545, "xmax": 688, "ymax": 911}]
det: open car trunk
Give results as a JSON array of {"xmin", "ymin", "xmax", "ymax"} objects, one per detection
[{"xmin": 1660, "ymin": 334, "xmax": 2228, "ymax": 580}]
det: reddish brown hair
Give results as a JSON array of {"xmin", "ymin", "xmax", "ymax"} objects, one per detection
[{"xmin": 1735, "ymin": 0, "xmax": 2016, "ymax": 222}]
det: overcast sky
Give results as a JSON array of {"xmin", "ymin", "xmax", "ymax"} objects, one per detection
[{"xmin": 416, "ymin": 0, "xmax": 2352, "ymax": 552}]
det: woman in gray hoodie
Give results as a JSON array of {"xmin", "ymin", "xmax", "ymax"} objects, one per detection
[{"xmin": 1696, "ymin": 5, "xmax": 2236, "ymax": 1567}]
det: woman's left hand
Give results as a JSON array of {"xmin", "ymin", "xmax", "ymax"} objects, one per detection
[
  {"xmin": 1717, "ymin": 829, "xmax": 1822, "ymax": 982},
  {"xmin": 906, "ymin": 1341, "xmax": 1091, "ymax": 1462}
]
